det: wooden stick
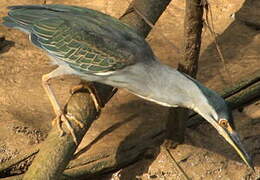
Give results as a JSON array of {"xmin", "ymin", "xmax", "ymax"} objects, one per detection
[
  {"xmin": 166, "ymin": 0, "xmax": 204, "ymax": 144},
  {"xmin": 163, "ymin": 147, "xmax": 190, "ymax": 180}
]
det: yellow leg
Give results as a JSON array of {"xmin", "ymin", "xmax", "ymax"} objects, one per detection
[
  {"xmin": 42, "ymin": 73, "xmax": 64, "ymax": 132},
  {"xmin": 42, "ymin": 68, "xmax": 79, "ymax": 144},
  {"xmin": 42, "ymin": 67, "xmax": 106, "ymax": 144}
]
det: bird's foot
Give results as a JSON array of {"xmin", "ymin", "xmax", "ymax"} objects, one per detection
[
  {"xmin": 70, "ymin": 83, "xmax": 103, "ymax": 112},
  {"xmin": 52, "ymin": 111, "xmax": 84, "ymax": 145},
  {"xmin": 65, "ymin": 113, "xmax": 85, "ymax": 128}
]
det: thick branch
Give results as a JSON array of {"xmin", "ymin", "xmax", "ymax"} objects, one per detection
[
  {"xmin": 179, "ymin": 0, "xmax": 204, "ymax": 77},
  {"xmin": 119, "ymin": 0, "xmax": 171, "ymax": 37},
  {"xmin": 22, "ymin": 91, "xmax": 98, "ymax": 180},
  {"xmin": 166, "ymin": 0, "xmax": 204, "ymax": 144},
  {"xmin": 22, "ymin": 1, "xmax": 172, "ymax": 179}
]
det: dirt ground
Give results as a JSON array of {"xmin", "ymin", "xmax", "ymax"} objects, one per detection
[{"xmin": 0, "ymin": 0, "xmax": 259, "ymax": 180}]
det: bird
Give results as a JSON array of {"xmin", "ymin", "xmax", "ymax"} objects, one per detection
[{"xmin": 2, "ymin": 4, "xmax": 253, "ymax": 169}]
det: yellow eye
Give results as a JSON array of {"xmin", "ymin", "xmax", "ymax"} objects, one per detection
[{"xmin": 219, "ymin": 119, "xmax": 228, "ymax": 128}]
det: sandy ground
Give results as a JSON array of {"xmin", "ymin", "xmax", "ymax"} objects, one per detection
[{"xmin": 0, "ymin": 0, "xmax": 259, "ymax": 179}]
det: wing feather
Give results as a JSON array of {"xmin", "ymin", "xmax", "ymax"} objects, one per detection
[
  {"xmin": 3, "ymin": 4, "xmax": 155, "ymax": 74},
  {"xmin": 31, "ymin": 18, "xmax": 130, "ymax": 73}
]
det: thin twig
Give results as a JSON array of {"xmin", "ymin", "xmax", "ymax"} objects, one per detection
[
  {"xmin": 163, "ymin": 146, "xmax": 190, "ymax": 180},
  {"xmin": 203, "ymin": 0, "xmax": 234, "ymax": 84}
]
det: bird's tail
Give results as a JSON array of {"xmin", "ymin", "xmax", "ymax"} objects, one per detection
[{"xmin": 2, "ymin": 5, "xmax": 62, "ymax": 33}]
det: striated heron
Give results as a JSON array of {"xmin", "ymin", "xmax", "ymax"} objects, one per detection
[{"xmin": 2, "ymin": 4, "xmax": 253, "ymax": 169}]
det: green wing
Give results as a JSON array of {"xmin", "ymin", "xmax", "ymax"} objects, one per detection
[
  {"xmin": 3, "ymin": 5, "xmax": 153, "ymax": 74},
  {"xmin": 31, "ymin": 18, "xmax": 131, "ymax": 73}
]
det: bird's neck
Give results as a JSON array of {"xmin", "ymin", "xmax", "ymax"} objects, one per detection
[
  {"xmin": 105, "ymin": 58, "xmax": 219, "ymax": 119},
  {"xmin": 124, "ymin": 60, "xmax": 199, "ymax": 110},
  {"xmin": 105, "ymin": 58, "xmax": 225, "ymax": 127},
  {"xmin": 129, "ymin": 60, "xmax": 224, "ymax": 122}
]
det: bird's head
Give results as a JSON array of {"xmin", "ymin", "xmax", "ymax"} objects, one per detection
[
  {"xmin": 186, "ymin": 76, "xmax": 254, "ymax": 170},
  {"xmin": 199, "ymin": 104, "xmax": 254, "ymax": 170}
]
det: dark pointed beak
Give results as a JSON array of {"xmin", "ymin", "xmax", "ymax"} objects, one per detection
[{"xmin": 220, "ymin": 128, "xmax": 254, "ymax": 170}]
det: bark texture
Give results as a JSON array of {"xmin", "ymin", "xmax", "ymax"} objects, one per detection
[{"xmin": 166, "ymin": 0, "xmax": 204, "ymax": 144}]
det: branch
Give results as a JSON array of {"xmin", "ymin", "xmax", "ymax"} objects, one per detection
[
  {"xmin": 22, "ymin": 1, "xmax": 172, "ymax": 179},
  {"xmin": 179, "ymin": 0, "xmax": 203, "ymax": 77},
  {"xmin": 166, "ymin": 0, "xmax": 204, "ymax": 144},
  {"xmin": 119, "ymin": 0, "xmax": 171, "ymax": 37}
]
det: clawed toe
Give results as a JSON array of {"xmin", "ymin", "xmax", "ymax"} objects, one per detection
[
  {"xmin": 52, "ymin": 112, "xmax": 84, "ymax": 145},
  {"xmin": 61, "ymin": 114, "xmax": 78, "ymax": 144},
  {"xmin": 66, "ymin": 113, "xmax": 85, "ymax": 128}
]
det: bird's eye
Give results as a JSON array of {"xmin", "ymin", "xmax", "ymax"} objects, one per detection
[{"xmin": 219, "ymin": 119, "xmax": 228, "ymax": 128}]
